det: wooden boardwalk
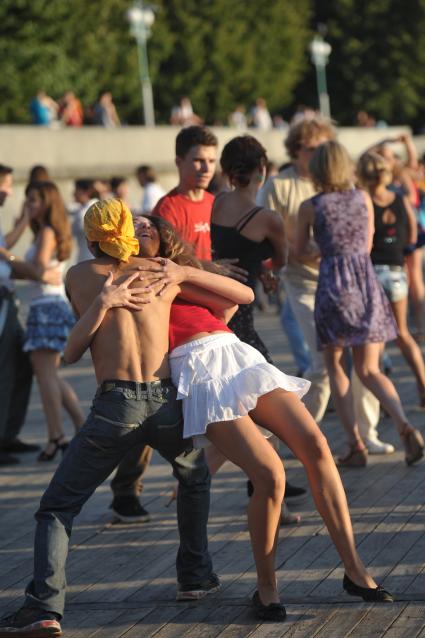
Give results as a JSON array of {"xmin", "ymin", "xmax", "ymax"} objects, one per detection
[{"xmin": 1, "ymin": 306, "xmax": 425, "ymax": 637}]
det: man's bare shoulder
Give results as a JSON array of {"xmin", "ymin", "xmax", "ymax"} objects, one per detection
[{"xmin": 66, "ymin": 259, "xmax": 112, "ymax": 287}]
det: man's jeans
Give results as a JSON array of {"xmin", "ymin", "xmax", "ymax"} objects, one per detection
[
  {"xmin": 0, "ymin": 292, "xmax": 32, "ymax": 445},
  {"xmin": 280, "ymin": 297, "xmax": 311, "ymax": 375},
  {"xmin": 24, "ymin": 379, "xmax": 212, "ymax": 617}
]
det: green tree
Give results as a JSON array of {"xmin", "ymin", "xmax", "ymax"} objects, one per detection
[
  {"xmin": 293, "ymin": 0, "xmax": 425, "ymax": 127},
  {"xmin": 0, "ymin": 1, "xmax": 143, "ymax": 123},
  {"xmin": 151, "ymin": 0, "xmax": 311, "ymax": 124},
  {"xmin": 0, "ymin": 0, "xmax": 311, "ymax": 125}
]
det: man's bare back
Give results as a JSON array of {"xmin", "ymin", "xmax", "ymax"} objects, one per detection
[{"xmin": 66, "ymin": 256, "xmax": 179, "ymax": 383}]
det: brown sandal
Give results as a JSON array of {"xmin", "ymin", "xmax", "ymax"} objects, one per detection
[
  {"xmin": 400, "ymin": 425, "xmax": 424, "ymax": 466},
  {"xmin": 337, "ymin": 444, "xmax": 368, "ymax": 468}
]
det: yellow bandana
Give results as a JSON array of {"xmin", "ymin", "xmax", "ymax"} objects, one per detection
[{"xmin": 84, "ymin": 199, "xmax": 139, "ymax": 262}]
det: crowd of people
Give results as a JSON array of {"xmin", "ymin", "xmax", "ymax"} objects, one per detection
[
  {"xmin": 31, "ymin": 90, "xmax": 388, "ymax": 132},
  {"xmin": 30, "ymin": 90, "xmax": 121, "ymax": 128},
  {"xmin": 0, "ymin": 118, "xmax": 424, "ymax": 635}
]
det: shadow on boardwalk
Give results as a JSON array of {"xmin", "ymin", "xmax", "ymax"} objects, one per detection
[{"xmin": 1, "ymin": 308, "xmax": 424, "ymax": 637}]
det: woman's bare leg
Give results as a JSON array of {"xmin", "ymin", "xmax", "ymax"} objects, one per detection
[
  {"xmin": 323, "ymin": 346, "xmax": 364, "ymax": 448},
  {"xmin": 58, "ymin": 377, "xmax": 85, "ymax": 431},
  {"xmin": 352, "ymin": 343, "xmax": 409, "ymax": 434},
  {"xmin": 251, "ymin": 390, "xmax": 376, "ymax": 588},
  {"xmin": 391, "ymin": 296, "xmax": 425, "ymax": 398},
  {"xmin": 205, "ymin": 439, "xmax": 300, "ymax": 524},
  {"xmin": 406, "ymin": 250, "xmax": 425, "ymax": 335},
  {"xmin": 204, "ymin": 444, "xmax": 228, "ymax": 475},
  {"xmin": 206, "ymin": 417, "xmax": 285, "ymax": 605},
  {"xmin": 30, "ymin": 350, "xmax": 67, "ymax": 454}
]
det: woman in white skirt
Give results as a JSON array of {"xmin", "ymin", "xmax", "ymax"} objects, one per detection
[
  {"xmin": 150, "ymin": 216, "xmax": 394, "ymax": 617},
  {"xmin": 67, "ymin": 213, "xmax": 394, "ymax": 620}
]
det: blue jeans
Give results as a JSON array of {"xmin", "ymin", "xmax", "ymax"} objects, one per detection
[
  {"xmin": 280, "ymin": 298, "xmax": 311, "ymax": 375},
  {"xmin": 24, "ymin": 379, "xmax": 212, "ymax": 617}
]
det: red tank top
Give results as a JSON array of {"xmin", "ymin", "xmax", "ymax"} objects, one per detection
[{"xmin": 169, "ymin": 299, "xmax": 232, "ymax": 351}]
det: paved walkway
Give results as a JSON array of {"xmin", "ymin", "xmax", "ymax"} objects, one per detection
[{"xmin": 1, "ymin": 304, "xmax": 425, "ymax": 637}]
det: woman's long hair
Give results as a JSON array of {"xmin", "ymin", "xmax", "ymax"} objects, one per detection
[
  {"xmin": 25, "ymin": 181, "xmax": 72, "ymax": 261},
  {"xmin": 143, "ymin": 215, "xmax": 202, "ymax": 268}
]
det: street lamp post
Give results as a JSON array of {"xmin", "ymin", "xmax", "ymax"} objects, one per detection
[
  {"xmin": 126, "ymin": 1, "xmax": 155, "ymax": 127},
  {"xmin": 309, "ymin": 35, "xmax": 332, "ymax": 119}
]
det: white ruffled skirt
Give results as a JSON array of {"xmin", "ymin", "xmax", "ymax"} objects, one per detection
[{"xmin": 169, "ymin": 333, "xmax": 310, "ymax": 447}]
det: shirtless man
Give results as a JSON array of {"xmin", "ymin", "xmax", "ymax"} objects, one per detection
[{"xmin": 0, "ymin": 199, "xmax": 254, "ymax": 637}]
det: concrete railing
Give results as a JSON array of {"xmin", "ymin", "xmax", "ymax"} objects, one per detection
[{"xmin": 0, "ymin": 124, "xmax": 414, "ymax": 180}]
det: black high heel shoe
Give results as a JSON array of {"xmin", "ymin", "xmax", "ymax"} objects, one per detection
[
  {"xmin": 37, "ymin": 437, "xmax": 69, "ymax": 462},
  {"xmin": 252, "ymin": 591, "xmax": 286, "ymax": 621},
  {"xmin": 343, "ymin": 574, "xmax": 394, "ymax": 602}
]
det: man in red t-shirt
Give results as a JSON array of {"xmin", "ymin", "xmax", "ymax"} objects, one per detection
[
  {"xmin": 153, "ymin": 126, "xmax": 216, "ymax": 260},
  {"xmin": 152, "ymin": 126, "xmax": 246, "ymax": 283}
]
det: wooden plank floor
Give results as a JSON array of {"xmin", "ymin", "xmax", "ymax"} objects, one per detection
[{"xmin": 1, "ymin": 302, "xmax": 425, "ymax": 637}]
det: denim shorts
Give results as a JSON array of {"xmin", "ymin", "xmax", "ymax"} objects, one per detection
[{"xmin": 374, "ymin": 265, "xmax": 408, "ymax": 303}]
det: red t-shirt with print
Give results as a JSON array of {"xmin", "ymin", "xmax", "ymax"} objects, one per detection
[{"xmin": 152, "ymin": 188, "xmax": 214, "ymax": 260}]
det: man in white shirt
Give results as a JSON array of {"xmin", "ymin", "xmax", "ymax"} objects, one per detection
[
  {"xmin": 135, "ymin": 165, "xmax": 165, "ymax": 214},
  {"xmin": 71, "ymin": 179, "xmax": 99, "ymax": 263}
]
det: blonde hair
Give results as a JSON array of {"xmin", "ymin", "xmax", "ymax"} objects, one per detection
[
  {"xmin": 309, "ymin": 140, "xmax": 353, "ymax": 192},
  {"xmin": 357, "ymin": 151, "xmax": 392, "ymax": 189},
  {"xmin": 285, "ymin": 116, "xmax": 335, "ymax": 159}
]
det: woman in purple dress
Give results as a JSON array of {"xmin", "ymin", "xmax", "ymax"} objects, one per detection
[{"xmin": 296, "ymin": 141, "xmax": 424, "ymax": 467}]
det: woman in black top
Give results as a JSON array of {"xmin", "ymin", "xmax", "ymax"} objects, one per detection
[
  {"xmin": 209, "ymin": 136, "xmax": 305, "ymax": 524},
  {"xmin": 211, "ymin": 136, "xmax": 286, "ymax": 359},
  {"xmin": 358, "ymin": 151, "xmax": 425, "ymax": 407}
]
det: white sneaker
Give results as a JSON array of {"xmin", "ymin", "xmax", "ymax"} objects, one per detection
[{"xmin": 365, "ymin": 438, "xmax": 395, "ymax": 455}]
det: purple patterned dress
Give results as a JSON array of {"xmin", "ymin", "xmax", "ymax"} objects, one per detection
[{"xmin": 313, "ymin": 189, "xmax": 398, "ymax": 350}]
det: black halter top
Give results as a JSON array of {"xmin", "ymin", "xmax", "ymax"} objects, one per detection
[{"xmin": 211, "ymin": 206, "xmax": 274, "ymax": 289}]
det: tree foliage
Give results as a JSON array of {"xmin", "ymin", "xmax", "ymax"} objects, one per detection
[
  {"xmin": 294, "ymin": 0, "xmax": 425, "ymax": 127},
  {"xmin": 3, "ymin": 0, "xmax": 425, "ymax": 128},
  {"xmin": 151, "ymin": 0, "xmax": 311, "ymax": 124},
  {"xmin": 0, "ymin": 0, "xmax": 311, "ymax": 125}
]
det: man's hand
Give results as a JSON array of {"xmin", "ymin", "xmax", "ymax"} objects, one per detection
[
  {"xmin": 100, "ymin": 271, "xmax": 154, "ymax": 311},
  {"xmin": 14, "ymin": 202, "xmax": 30, "ymax": 227},
  {"xmin": 212, "ymin": 258, "xmax": 248, "ymax": 282},
  {"xmin": 259, "ymin": 270, "xmax": 278, "ymax": 294}
]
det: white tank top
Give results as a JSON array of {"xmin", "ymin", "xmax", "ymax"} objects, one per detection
[{"xmin": 25, "ymin": 244, "xmax": 66, "ymax": 304}]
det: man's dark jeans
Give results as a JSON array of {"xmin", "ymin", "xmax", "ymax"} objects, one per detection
[
  {"xmin": 24, "ymin": 379, "xmax": 212, "ymax": 617},
  {"xmin": 0, "ymin": 293, "xmax": 32, "ymax": 446}
]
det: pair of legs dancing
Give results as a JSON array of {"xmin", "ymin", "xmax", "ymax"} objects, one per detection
[
  {"xmin": 324, "ymin": 341, "xmax": 424, "ymax": 466},
  {"xmin": 0, "ymin": 381, "xmax": 214, "ymax": 637},
  {"xmin": 201, "ymin": 388, "xmax": 382, "ymax": 611},
  {"xmin": 386, "ymin": 288, "xmax": 425, "ymax": 407}
]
